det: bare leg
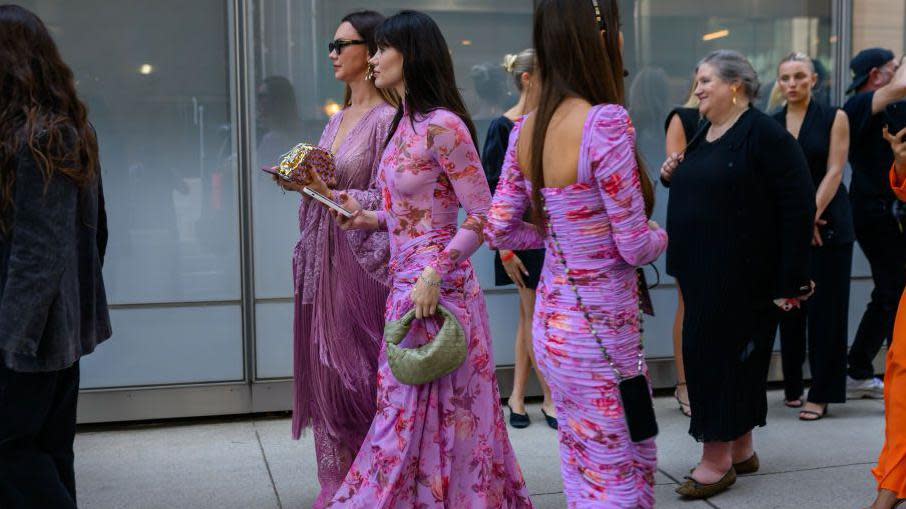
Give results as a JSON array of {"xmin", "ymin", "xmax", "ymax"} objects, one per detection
[
  {"xmin": 870, "ymin": 489, "xmax": 903, "ymax": 509},
  {"xmin": 508, "ymin": 288, "xmax": 533, "ymax": 415},
  {"xmin": 730, "ymin": 431, "xmax": 754, "ymax": 464},
  {"xmin": 520, "ymin": 288, "xmax": 556, "ymax": 417},
  {"xmin": 674, "ymin": 287, "xmax": 690, "ymax": 415},
  {"xmin": 692, "ymin": 441, "xmax": 733, "ymax": 484}
]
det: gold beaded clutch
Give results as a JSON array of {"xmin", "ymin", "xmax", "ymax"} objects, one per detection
[{"xmin": 274, "ymin": 143, "xmax": 336, "ymax": 186}]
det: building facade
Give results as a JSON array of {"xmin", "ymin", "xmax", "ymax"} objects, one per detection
[{"xmin": 15, "ymin": 0, "xmax": 905, "ymax": 422}]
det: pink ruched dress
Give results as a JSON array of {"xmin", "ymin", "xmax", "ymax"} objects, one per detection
[
  {"xmin": 486, "ymin": 104, "xmax": 668, "ymax": 508},
  {"xmin": 327, "ymin": 106, "xmax": 533, "ymax": 508}
]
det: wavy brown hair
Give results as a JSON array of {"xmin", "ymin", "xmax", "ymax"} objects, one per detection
[
  {"xmin": 529, "ymin": 0, "xmax": 654, "ymax": 225},
  {"xmin": 0, "ymin": 5, "xmax": 98, "ymax": 233}
]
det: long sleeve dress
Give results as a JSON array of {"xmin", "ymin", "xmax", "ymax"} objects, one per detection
[
  {"xmin": 873, "ymin": 165, "xmax": 906, "ymax": 500},
  {"xmin": 291, "ymin": 104, "xmax": 394, "ymax": 508},
  {"xmin": 486, "ymin": 104, "xmax": 669, "ymax": 509},
  {"xmin": 482, "ymin": 115, "xmax": 545, "ymax": 289},
  {"xmin": 327, "ymin": 107, "xmax": 533, "ymax": 508},
  {"xmin": 665, "ymin": 107, "xmax": 815, "ymax": 442}
]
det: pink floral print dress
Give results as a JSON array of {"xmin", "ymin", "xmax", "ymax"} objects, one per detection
[
  {"xmin": 486, "ymin": 104, "xmax": 668, "ymax": 508},
  {"xmin": 327, "ymin": 106, "xmax": 533, "ymax": 508}
]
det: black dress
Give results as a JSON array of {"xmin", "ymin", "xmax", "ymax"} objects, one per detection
[
  {"xmin": 665, "ymin": 108, "xmax": 815, "ymax": 442},
  {"xmin": 773, "ymin": 101, "xmax": 855, "ymax": 404},
  {"xmin": 664, "ymin": 106, "xmax": 705, "ymax": 144},
  {"xmin": 482, "ymin": 115, "xmax": 545, "ymax": 289}
]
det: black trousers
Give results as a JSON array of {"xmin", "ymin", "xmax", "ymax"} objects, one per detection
[
  {"xmin": 0, "ymin": 361, "xmax": 80, "ymax": 509},
  {"xmin": 778, "ymin": 243, "xmax": 853, "ymax": 403},
  {"xmin": 849, "ymin": 203, "xmax": 906, "ymax": 380}
]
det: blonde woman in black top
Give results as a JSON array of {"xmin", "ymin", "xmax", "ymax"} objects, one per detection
[
  {"xmin": 773, "ymin": 52, "xmax": 853, "ymax": 421},
  {"xmin": 482, "ymin": 49, "xmax": 557, "ymax": 430}
]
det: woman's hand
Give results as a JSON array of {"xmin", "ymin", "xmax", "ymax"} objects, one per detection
[
  {"xmin": 272, "ymin": 171, "xmax": 305, "ymax": 193},
  {"xmin": 811, "ymin": 218, "xmax": 827, "ymax": 247},
  {"xmin": 301, "ymin": 165, "xmax": 331, "ymax": 198},
  {"xmin": 883, "ymin": 126, "xmax": 906, "ymax": 177},
  {"xmin": 500, "ymin": 250, "xmax": 528, "ymax": 289},
  {"xmin": 331, "ymin": 192, "xmax": 379, "ymax": 230},
  {"xmin": 411, "ymin": 266, "xmax": 441, "ymax": 319},
  {"xmin": 660, "ymin": 152, "xmax": 684, "ymax": 183}
]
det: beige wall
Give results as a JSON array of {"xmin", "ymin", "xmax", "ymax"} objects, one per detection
[{"xmin": 853, "ymin": 0, "xmax": 906, "ymax": 55}]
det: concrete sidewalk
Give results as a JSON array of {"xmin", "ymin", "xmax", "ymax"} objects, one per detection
[{"xmin": 73, "ymin": 390, "xmax": 884, "ymax": 508}]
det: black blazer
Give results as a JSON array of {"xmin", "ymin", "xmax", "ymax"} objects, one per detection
[
  {"xmin": 772, "ymin": 101, "xmax": 855, "ymax": 245},
  {"xmin": 0, "ymin": 130, "xmax": 111, "ymax": 372},
  {"xmin": 666, "ymin": 108, "xmax": 816, "ymax": 302}
]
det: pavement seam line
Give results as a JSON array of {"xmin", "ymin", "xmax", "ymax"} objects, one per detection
[
  {"xmin": 255, "ymin": 427, "xmax": 284, "ymax": 509},
  {"xmin": 657, "ymin": 468, "xmax": 721, "ymax": 509}
]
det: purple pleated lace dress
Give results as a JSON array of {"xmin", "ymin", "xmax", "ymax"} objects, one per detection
[{"xmin": 291, "ymin": 103, "xmax": 395, "ymax": 508}]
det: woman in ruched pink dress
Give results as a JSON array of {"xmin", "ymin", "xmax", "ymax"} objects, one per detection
[
  {"xmin": 486, "ymin": 1, "xmax": 668, "ymax": 507},
  {"xmin": 328, "ymin": 10, "xmax": 532, "ymax": 508}
]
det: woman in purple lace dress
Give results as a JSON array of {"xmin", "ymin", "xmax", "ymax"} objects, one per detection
[
  {"xmin": 274, "ymin": 11, "xmax": 396, "ymax": 508},
  {"xmin": 486, "ymin": 1, "xmax": 667, "ymax": 507},
  {"xmin": 329, "ymin": 11, "xmax": 532, "ymax": 508}
]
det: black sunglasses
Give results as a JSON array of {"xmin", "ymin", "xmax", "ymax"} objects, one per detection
[{"xmin": 328, "ymin": 39, "xmax": 366, "ymax": 55}]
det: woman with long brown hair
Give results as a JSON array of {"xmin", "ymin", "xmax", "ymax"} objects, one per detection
[
  {"xmin": 0, "ymin": 5, "xmax": 110, "ymax": 509},
  {"xmin": 271, "ymin": 10, "xmax": 396, "ymax": 507},
  {"xmin": 486, "ymin": 0, "xmax": 667, "ymax": 506}
]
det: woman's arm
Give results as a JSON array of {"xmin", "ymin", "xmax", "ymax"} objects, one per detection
[
  {"xmin": 426, "ymin": 114, "xmax": 493, "ymax": 279},
  {"xmin": 0, "ymin": 146, "xmax": 78, "ymax": 357},
  {"xmin": 485, "ymin": 121, "xmax": 545, "ymax": 251},
  {"xmin": 815, "ymin": 111, "xmax": 849, "ymax": 217},
  {"xmin": 593, "ymin": 106, "xmax": 668, "ymax": 267},
  {"xmin": 761, "ymin": 120, "xmax": 816, "ymax": 299}
]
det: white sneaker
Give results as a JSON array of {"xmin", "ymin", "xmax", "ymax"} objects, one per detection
[{"xmin": 846, "ymin": 376, "xmax": 885, "ymax": 400}]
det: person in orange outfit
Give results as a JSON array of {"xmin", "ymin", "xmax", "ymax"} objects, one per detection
[{"xmin": 870, "ymin": 124, "xmax": 906, "ymax": 509}]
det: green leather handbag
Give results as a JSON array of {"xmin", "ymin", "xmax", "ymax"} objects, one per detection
[{"xmin": 384, "ymin": 305, "xmax": 467, "ymax": 385}]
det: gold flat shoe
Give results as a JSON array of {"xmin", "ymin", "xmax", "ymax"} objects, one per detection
[
  {"xmin": 676, "ymin": 468, "xmax": 737, "ymax": 499},
  {"xmin": 733, "ymin": 452, "xmax": 760, "ymax": 475}
]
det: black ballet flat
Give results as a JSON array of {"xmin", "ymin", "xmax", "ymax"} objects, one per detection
[
  {"xmin": 541, "ymin": 408, "xmax": 558, "ymax": 430},
  {"xmin": 507, "ymin": 404, "xmax": 530, "ymax": 429}
]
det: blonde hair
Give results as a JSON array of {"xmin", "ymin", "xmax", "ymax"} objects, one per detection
[
  {"xmin": 682, "ymin": 78, "xmax": 700, "ymax": 108},
  {"xmin": 778, "ymin": 52, "xmax": 816, "ymax": 74},
  {"xmin": 503, "ymin": 48, "xmax": 535, "ymax": 92},
  {"xmin": 766, "ymin": 80, "xmax": 786, "ymax": 111}
]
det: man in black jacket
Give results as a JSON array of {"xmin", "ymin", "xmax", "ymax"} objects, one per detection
[{"xmin": 844, "ymin": 48, "xmax": 906, "ymax": 399}]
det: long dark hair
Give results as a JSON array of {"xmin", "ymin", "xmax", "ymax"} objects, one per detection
[
  {"xmin": 375, "ymin": 10, "xmax": 477, "ymax": 147},
  {"xmin": 340, "ymin": 10, "xmax": 398, "ymax": 108},
  {"xmin": 0, "ymin": 5, "xmax": 98, "ymax": 233},
  {"xmin": 529, "ymin": 0, "xmax": 654, "ymax": 225}
]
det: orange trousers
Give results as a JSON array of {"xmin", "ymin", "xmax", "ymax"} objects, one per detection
[{"xmin": 875, "ymin": 170, "xmax": 906, "ymax": 498}]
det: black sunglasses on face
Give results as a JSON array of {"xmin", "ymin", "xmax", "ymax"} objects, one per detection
[{"xmin": 329, "ymin": 39, "xmax": 366, "ymax": 55}]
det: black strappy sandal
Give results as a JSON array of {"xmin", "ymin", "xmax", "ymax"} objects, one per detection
[
  {"xmin": 675, "ymin": 383, "xmax": 692, "ymax": 417},
  {"xmin": 799, "ymin": 404, "xmax": 829, "ymax": 422}
]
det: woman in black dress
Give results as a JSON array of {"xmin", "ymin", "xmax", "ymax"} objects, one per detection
[
  {"xmin": 661, "ymin": 50, "xmax": 816, "ymax": 499},
  {"xmin": 483, "ymin": 49, "xmax": 557, "ymax": 430},
  {"xmin": 664, "ymin": 85, "xmax": 704, "ymax": 418},
  {"xmin": 773, "ymin": 52, "xmax": 853, "ymax": 420}
]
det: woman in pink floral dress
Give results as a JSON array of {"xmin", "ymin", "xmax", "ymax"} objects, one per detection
[
  {"xmin": 329, "ymin": 10, "xmax": 532, "ymax": 508},
  {"xmin": 486, "ymin": 1, "xmax": 668, "ymax": 507}
]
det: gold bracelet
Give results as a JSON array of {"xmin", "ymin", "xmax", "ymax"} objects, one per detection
[{"xmin": 420, "ymin": 274, "xmax": 442, "ymax": 287}]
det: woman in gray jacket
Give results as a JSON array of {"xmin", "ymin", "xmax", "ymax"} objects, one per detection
[{"xmin": 0, "ymin": 6, "xmax": 111, "ymax": 509}]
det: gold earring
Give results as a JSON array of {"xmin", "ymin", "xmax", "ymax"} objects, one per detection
[
  {"xmin": 732, "ymin": 88, "xmax": 738, "ymax": 106},
  {"xmin": 365, "ymin": 63, "xmax": 375, "ymax": 81}
]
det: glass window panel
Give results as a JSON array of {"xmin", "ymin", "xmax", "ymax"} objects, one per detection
[
  {"xmin": 853, "ymin": 0, "xmax": 906, "ymax": 56},
  {"xmin": 20, "ymin": 0, "xmax": 241, "ymax": 305},
  {"xmin": 79, "ymin": 305, "xmax": 244, "ymax": 389}
]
